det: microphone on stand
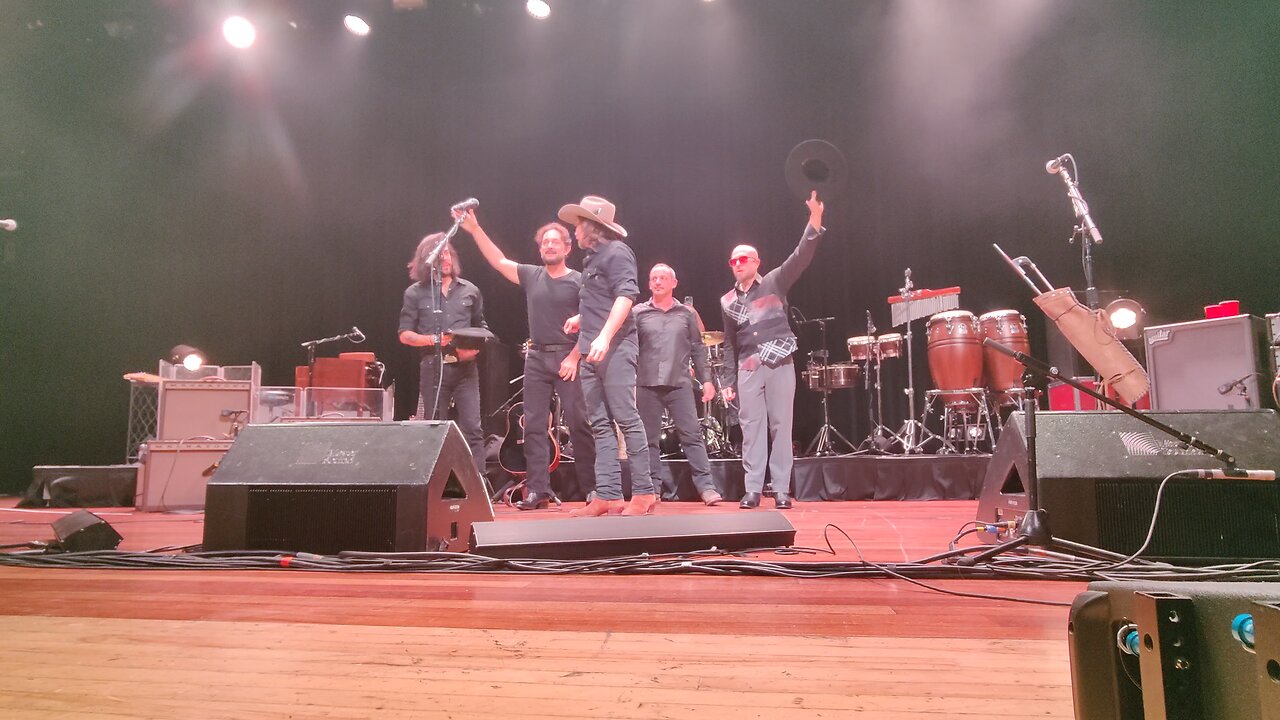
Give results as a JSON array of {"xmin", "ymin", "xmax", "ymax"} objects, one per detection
[
  {"xmin": 866, "ymin": 310, "xmax": 876, "ymax": 335},
  {"xmin": 1044, "ymin": 154, "xmax": 1070, "ymax": 174},
  {"xmin": 450, "ymin": 198, "xmax": 479, "ymax": 214},
  {"xmin": 349, "ymin": 326, "xmax": 366, "ymax": 343},
  {"xmin": 1186, "ymin": 468, "xmax": 1276, "ymax": 481},
  {"xmin": 0, "ymin": 219, "xmax": 16, "ymax": 232}
]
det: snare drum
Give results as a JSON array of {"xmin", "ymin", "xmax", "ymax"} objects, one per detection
[
  {"xmin": 875, "ymin": 333, "xmax": 904, "ymax": 359},
  {"xmin": 926, "ymin": 310, "xmax": 983, "ymax": 410},
  {"xmin": 847, "ymin": 335, "xmax": 874, "ymax": 362},
  {"xmin": 978, "ymin": 309, "xmax": 1030, "ymax": 401}
]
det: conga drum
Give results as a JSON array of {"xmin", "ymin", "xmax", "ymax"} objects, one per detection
[
  {"xmin": 978, "ymin": 309, "xmax": 1030, "ymax": 404},
  {"xmin": 926, "ymin": 310, "xmax": 983, "ymax": 411}
]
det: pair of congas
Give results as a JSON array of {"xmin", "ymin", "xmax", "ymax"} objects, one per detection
[{"xmin": 925, "ymin": 309, "xmax": 1030, "ymax": 410}]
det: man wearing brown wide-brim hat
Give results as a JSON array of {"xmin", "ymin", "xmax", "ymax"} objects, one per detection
[{"xmin": 557, "ymin": 195, "xmax": 659, "ymax": 517}]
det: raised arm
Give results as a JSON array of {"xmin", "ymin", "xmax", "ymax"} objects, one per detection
[
  {"xmin": 772, "ymin": 191, "xmax": 826, "ymax": 293},
  {"xmin": 456, "ymin": 208, "xmax": 520, "ymax": 285}
]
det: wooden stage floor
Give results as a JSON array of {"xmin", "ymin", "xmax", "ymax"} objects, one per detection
[{"xmin": 0, "ymin": 496, "xmax": 1084, "ymax": 719}]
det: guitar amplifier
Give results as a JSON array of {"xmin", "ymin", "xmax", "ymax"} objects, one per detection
[
  {"xmin": 137, "ymin": 440, "xmax": 234, "ymax": 511},
  {"xmin": 1144, "ymin": 315, "xmax": 1273, "ymax": 410}
]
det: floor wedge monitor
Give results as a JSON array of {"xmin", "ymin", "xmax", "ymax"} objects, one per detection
[
  {"xmin": 976, "ymin": 410, "xmax": 1280, "ymax": 563},
  {"xmin": 470, "ymin": 511, "xmax": 796, "ymax": 560},
  {"xmin": 203, "ymin": 421, "xmax": 493, "ymax": 554}
]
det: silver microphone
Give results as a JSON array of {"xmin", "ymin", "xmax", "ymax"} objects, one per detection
[
  {"xmin": 349, "ymin": 326, "xmax": 366, "ymax": 343},
  {"xmin": 0, "ymin": 219, "xmax": 16, "ymax": 232},
  {"xmin": 450, "ymin": 198, "xmax": 479, "ymax": 214},
  {"xmin": 1045, "ymin": 154, "xmax": 1070, "ymax": 174},
  {"xmin": 1186, "ymin": 468, "xmax": 1276, "ymax": 481}
]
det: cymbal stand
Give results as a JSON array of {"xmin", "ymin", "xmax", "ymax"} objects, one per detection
[{"xmin": 804, "ymin": 319, "xmax": 857, "ymax": 456}]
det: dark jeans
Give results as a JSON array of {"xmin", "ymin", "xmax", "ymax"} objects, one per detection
[
  {"xmin": 578, "ymin": 332, "xmax": 655, "ymax": 501},
  {"xmin": 419, "ymin": 356, "xmax": 485, "ymax": 477},
  {"xmin": 522, "ymin": 348, "xmax": 596, "ymax": 498},
  {"xmin": 638, "ymin": 382, "xmax": 716, "ymax": 499}
]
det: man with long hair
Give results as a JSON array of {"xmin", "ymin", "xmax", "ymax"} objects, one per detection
[
  {"xmin": 558, "ymin": 196, "xmax": 657, "ymax": 517},
  {"xmin": 455, "ymin": 210, "xmax": 596, "ymax": 509},
  {"xmin": 398, "ymin": 233, "xmax": 488, "ymax": 476}
]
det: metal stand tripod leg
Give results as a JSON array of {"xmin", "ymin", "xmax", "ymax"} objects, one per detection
[
  {"xmin": 806, "ymin": 386, "xmax": 857, "ymax": 456},
  {"xmin": 895, "ymin": 318, "xmax": 943, "ymax": 454}
]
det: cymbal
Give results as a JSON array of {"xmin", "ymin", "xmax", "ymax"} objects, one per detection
[
  {"xmin": 785, "ymin": 139, "xmax": 847, "ymax": 202},
  {"xmin": 701, "ymin": 331, "xmax": 725, "ymax": 346}
]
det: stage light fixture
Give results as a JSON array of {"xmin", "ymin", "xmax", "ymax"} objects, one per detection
[
  {"xmin": 169, "ymin": 345, "xmax": 206, "ymax": 372},
  {"xmin": 343, "ymin": 15, "xmax": 371, "ymax": 36},
  {"xmin": 1105, "ymin": 298, "xmax": 1146, "ymax": 341},
  {"xmin": 222, "ymin": 16, "xmax": 256, "ymax": 49},
  {"xmin": 526, "ymin": 1, "xmax": 551, "ymax": 20}
]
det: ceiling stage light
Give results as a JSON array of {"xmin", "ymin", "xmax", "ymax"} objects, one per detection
[
  {"xmin": 344, "ymin": 15, "xmax": 371, "ymax": 36},
  {"xmin": 222, "ymin": 16, "xmax": 256, "ymax": 49},
  {"xmin": 526, "ymin": 1, "xmax": 551, "ymax": 20}
]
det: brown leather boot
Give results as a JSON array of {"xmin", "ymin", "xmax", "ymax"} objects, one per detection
[
  {"xmin": 620, "ymin": 493, "xmax": 658, "ymax": 516},
  {"xmin": 569, "ymin": 497, "xmax": 625, "ymax": 517}
]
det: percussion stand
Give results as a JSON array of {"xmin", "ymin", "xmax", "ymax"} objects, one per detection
[
  {"xmin": 891, "ymin": 271, "xmax": 943, "ymax": 454},
  {"xmin": 804, "ymin": 319, "xmax": 857, "ymax": 456},
  {"xmin": 855, "ymin": 313, "xmax": 894, "ymax": 454}
]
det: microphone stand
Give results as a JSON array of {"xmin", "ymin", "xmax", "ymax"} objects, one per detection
[
  {"xmin": 963, "ymin": 338, "xmax": 1243, "ymax": 564},
  {"xmin": 1053, "ymin": 159, "xmax": 1104, "ymax": 310},
  {"xmin": 300, "ymin": 328, "xmax": 365, "ymax": 416}
]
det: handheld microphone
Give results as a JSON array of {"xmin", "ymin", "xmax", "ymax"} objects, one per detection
[
  {"xmin": 450, "ymin": 198, "xmax": 479, "ymax": 214},
  {"xmin": 1045, "ymin": 154, "xmax": 1070, "ymax": 174},
  {"xmin": 349, "ymin": 326, "xmax": 366, "ymax": 343},
  {"xmin": 0, "ymin": 219, "xmax": 16, "ymax": 232},
  {"xmin": 1186, "ymin": 468, "xmax": 1276, "ymax": 481}
]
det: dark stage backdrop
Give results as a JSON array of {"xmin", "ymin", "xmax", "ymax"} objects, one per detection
[{"xmin": 1, "ymin": 0, "xmax": 1277, "ymax": 493}]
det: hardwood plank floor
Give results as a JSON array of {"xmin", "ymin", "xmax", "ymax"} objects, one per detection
[{"xmin": 0, "ymin": 497, "xmax": 1082, "ymax": 719}]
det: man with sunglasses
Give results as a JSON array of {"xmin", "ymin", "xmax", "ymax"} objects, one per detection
[{"xmin": 719, "ymin": 191, "xmax": 825, "ymax": 509}]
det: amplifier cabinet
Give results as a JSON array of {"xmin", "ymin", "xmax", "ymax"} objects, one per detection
[
  {"xmin": 137, "ymin": 440, "xmax": 233, "ymax": 511},
  {"xmin": 1143, "ymin": 315, "xmax": 1273, "ymax": 410},
  {"xmin": 157, "ymin": 381, "xmax": 252, "ymax": 441}
]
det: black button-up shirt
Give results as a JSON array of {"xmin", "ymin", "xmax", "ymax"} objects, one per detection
[
  {"xmin": 578, "ymin": 239, "xmax": 639, "ymax": 353},
  {"xmin": 399, "ymin": 277, "xmax": 487, "ymax": 360},
  {"xmin": 633, "ymin": 300, "xmax": 712, "ymax": 388}
]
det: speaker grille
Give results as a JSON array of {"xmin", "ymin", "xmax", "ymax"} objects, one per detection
[
  {"xmin": 1095, "ymin": 480, "xmax": 1280, "ymax": 561},
  {"xmin": 244, "ymin": 486, "xmax": 399, "ymax": 554}
]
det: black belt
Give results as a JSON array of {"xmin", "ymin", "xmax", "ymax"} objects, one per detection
[{"xmin": 529, "ymin": 342, "xmax": 576, "ymax": 352}]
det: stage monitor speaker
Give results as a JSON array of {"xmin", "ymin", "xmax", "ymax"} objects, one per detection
[
  {"xmin": 202, "ymin": 421, "xmax": 493, "ymax": 554},
  {"xmin": 1069, "ymin": 580, "xmax": 1280, "ymax": 720},
  {"xmin": 1144, "ymin": 315, "xmax": 1274, "ymax": 411},
  {"xmin": 51, "ymin": 510, "xmax": 123, "ymax": 552},
  {"xmin": 975, "ymin": 410, "xmax": 1280, "ymax": 563},
  {"xmin": 470, "ymin": 512, "xmax": 796, "ymax": 560}
]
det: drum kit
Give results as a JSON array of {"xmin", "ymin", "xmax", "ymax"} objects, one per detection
[{"xmin": 659, "ymin": 330, "xmax": 740, "ymax": 459}]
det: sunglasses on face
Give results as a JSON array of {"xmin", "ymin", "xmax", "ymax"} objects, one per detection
[{"xmin": 728, "ymin": 255, "xmax": 757, "ymax": 267}]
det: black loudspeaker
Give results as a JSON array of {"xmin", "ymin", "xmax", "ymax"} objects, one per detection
[
  {"xmin": 202, "ymin": 422, "xmax": 494, "ymax": 554},
  {"xmin": 1069, "ymin": 580, "xmax": 1280, "ymax": 720},
  {"xmin": 976, "ymin": 410, "xmax": 1280, "ymax": 562},
  {"xmin": 51, "ymin": 510, "xmax": 123, "ymax": 552},
  {"xmin": 470, "ymin": 512, "xmax": 796, "ymax": 560}
]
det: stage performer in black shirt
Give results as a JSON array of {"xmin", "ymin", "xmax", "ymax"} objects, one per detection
[
  {"xmin": 455, "ymin": 209, "xmax": 597, "ymax": 509},
  {"xmin": 398, "ymin": 233, "xmax": 489, "ymax": 478},
  {"xmin": 558, "ymin": 195, "xmax": 658, "ymax": 517},
  {"xmin": 633, "ymin": 264, "xmax": 722, "ymax": 505}
]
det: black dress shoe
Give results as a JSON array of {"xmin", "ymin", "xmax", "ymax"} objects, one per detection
[
  {"xmin": 515, "ymin": 491, "xmax": 559, "ymax": 511},
  {"xmin": 739, "ymin": 492, "xmax": 761, "ymax": 509},
  {"xmin": 773, "ymin": 492, "xmax": 793, "ymax": 510}
]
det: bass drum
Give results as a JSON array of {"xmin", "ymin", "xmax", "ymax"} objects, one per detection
[
  {"xmin": 978, "ymin": 309, "xmax": 1030, "ymax": 404},
  {"xmin": 926, "ymin": 310, "xmax": 983, "ymax": 411}
]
